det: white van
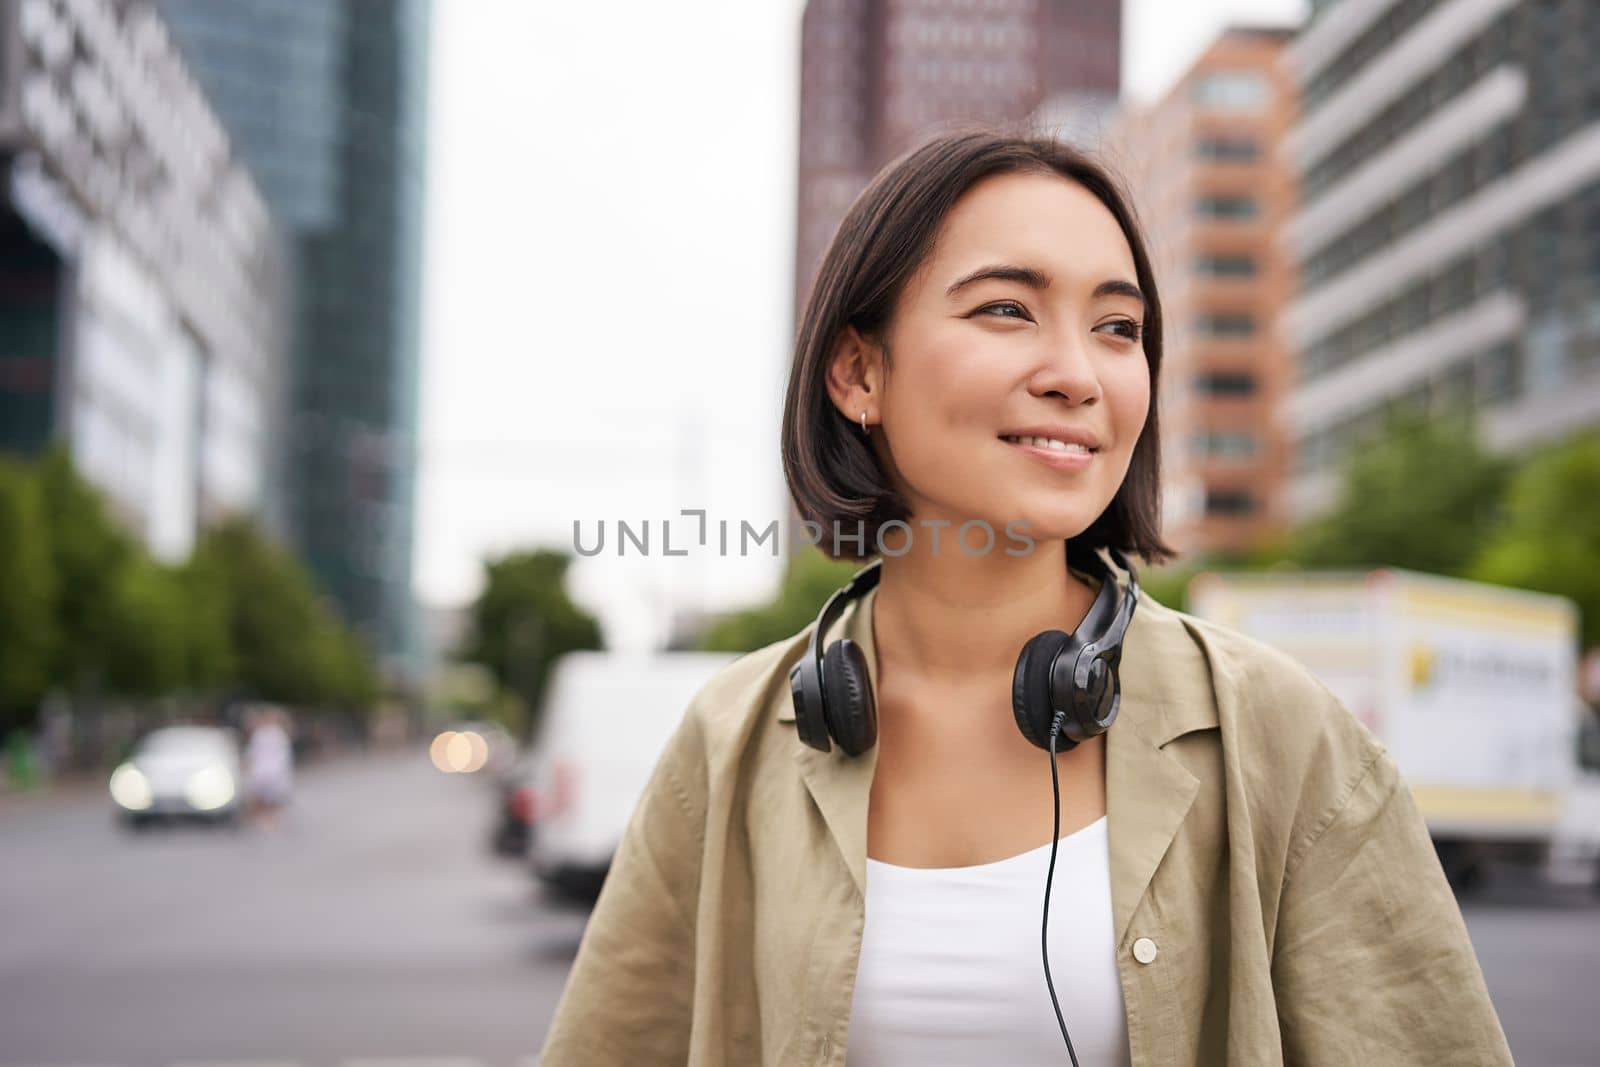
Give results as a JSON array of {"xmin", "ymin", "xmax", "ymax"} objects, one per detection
[{"xmin": 527, "ymin": 650, "xmax": 739, "ymax": 905}]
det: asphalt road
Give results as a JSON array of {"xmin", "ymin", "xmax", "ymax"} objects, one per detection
[
  {"xmin": 0, "ymin": 746, "xmax": 588, "ymax": 1067},
  {"xmin": 2, "ymin": 747, "xmax": 1596, "ymax": 1067}
]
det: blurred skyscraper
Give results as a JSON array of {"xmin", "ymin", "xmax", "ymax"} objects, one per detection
[
  {"xmin": 1284, "ymin": 0, "xmax": 1600, "ymax": 517},
  {"xmin": 0, "ymin": 0, "xmax": 286, "ymax": 560},
  {"xmin": 794, "ymin": 0, "xmax": 1122, "ymax": 320},
  {"xmin": 157, "ymin": 0, "xmax": 431, "ymax": 677},
  {"xmin": 1108, "ymin": 27, "xmax": 1299, "ymax": 556}
]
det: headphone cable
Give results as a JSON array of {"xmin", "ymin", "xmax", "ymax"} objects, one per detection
[{"xmin": 1042, "ymin": 709, "xmax": 1082, "ymax": 1066}]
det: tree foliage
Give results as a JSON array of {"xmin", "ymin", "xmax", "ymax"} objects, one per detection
[
  {"xmin": 1470, "ymin": 431, "xmax": 1600, "ymax": 647},
  {"xmin": 196, "ymin": 518, "xmax": 378, "ymax": 708},
  {"xmin": 36, "ymin": 447, "xmax": 135, "ymax": 690},
  {"xmin": 0, "ymin": 458, "xmax": 57, "ymax": 729},
  {"xmin": 461, "ymin": 549, "xmax": 603, "ymax": 735},
  {"xmin": 1291, "ymin": 408, "xmax": 1510, "ymax": 574},
  {"xmin": 2, "ymin": 449, "xmax": 380, "ymax": 721},
  {"xmin": 175, "ymin": 545, "xmax": 235, "ymax": 691},
  {"xmin": 102, "ymin": 557, "xmax": 188, "ymax": 699},
  {"xmin": 698, "ymin": 547, "xmax": 862, "ymax": 653},
  {"xmin": 1137, "ymin": 560, "xmax": 1201, "ymax": 613}
]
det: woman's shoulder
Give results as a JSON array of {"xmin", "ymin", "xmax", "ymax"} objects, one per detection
[
  {"xmin": 669, "ymin": 623, "xmax": 820, "ymax": 771},
  {"xmin": 1133, "ymin": 592, "xmax": 1387, "ymax": 777},
  {"xmin": 1133, "ymin": 595, "xmax": 1402, "ymax": 868}
]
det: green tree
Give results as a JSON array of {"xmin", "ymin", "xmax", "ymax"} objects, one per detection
[
  {"xmin": 1470, "ymin": 431, "xmax": 1600, "ymax": 648},
  {"xmin": 462, "ymin": 549, "xmax": 603, "ymax": 736},
  {"xmin": 102, "ymin": 559, "xmax": 187, "ymax": 699},
  {"xmin": 0, "ymin": 458, "xmax": 57, "ymax": 732},
  {"xmin": 1138, "ymin": 560, "xmax": 1200, "ymax": 613},
  {"xmin": 312, "ymin": 615, "xmax": 380, "ymax": 712},
  {"xmin": 198, "ymin": 518, "xmax": 374, "ymax": 706},
  {"xmin": 35, "ymin": 447, "xmax": 135, "ymax": 691},
  {"xmin": 1292, "ymin": 408, "xmax": 1509, "ymax": 575},
  {"xmin": 699, "ymin": 547, "xmax": 861, "ymax": 653},
  {"xmin": 175, "ymin": 546, "xmax": 235, "ymax": 692}
]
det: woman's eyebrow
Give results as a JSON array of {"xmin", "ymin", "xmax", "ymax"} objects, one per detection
[
  {"xmin": 945, "ymin": 266, "xmax": 1146, "ymax": 311},
  {"xmin": 945, "ymin": 265, "xmax": 1050, "ymax": 297},
  {"xmin": 1093, "ymin": 278, "xmax": 1147, "ymax": 310}
]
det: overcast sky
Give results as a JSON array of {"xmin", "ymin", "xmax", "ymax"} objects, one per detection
[{"xmin": 416, "ymin": 0, "xmax": 1309, "ymax": 650}]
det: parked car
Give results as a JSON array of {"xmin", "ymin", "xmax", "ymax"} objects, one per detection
[
  {"xmin": 490, "ymin": 746, "xmax": 543, "ymax": 858},
  {"xmin": 527, "ymin": 650, "xmax": 738, "ymax": 905},
  {"xmin": 110, "ymin": 725, "xmax": 243, "ymax": 829}
]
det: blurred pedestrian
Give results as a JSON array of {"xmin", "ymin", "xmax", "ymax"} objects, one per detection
[{"xmin": 243, "ymin": 706, "xmax": 295, "ymax": 829}]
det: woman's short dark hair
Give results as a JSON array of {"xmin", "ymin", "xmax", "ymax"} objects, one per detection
[{"xmin": 781, "ymin": 124, "xmax": 1177, "ymax": 566}]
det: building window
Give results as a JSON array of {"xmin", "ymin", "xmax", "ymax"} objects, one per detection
[
  {"xmin": 1190, "ymin": 71, "xmax": 1269, "ymax": 110},
  {"xmin": 1204, "ymin": 489, "xmax": 1256, "ymax": 514},
  {"xmin": 1195, "ymin": 195, "xmax": 1259, "ymax": 219},
  {"xmin": 1195, "ymin": 253, "xmax": 1257, "ymax": 277},
  {"xmin": 1191, "ymin": 430, "xmax": 1258, "ymax": 458},
  {"xmin": 1294, "ymin": 428, "xmax": 1333, "ymax": 475},
  {"xmin": 1194, "ymin": 372, "xmax": 1257, "ymax": 396},
  {"xmin": 1195, "ymin": 313, "xmax": 1257, "ymax": 337},
  {"xmin": 1195, "ymin": 137, "xmax": 1259, "ymax": 161}
]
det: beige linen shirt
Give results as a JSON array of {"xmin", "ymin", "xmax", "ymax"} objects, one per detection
[{"xmin": 537, "ymin": 563, "xmax": 1515, "ymax": 1065}]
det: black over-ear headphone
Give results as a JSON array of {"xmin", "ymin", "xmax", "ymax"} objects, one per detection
[{"xmin": 787, "ymin": 540, "xmax": 1140, "ymax": 758}]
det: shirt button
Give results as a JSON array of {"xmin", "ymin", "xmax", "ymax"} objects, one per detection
[{"xmin": 1133, "ymin": 936, "xmax": 1159, "ymax": 964}]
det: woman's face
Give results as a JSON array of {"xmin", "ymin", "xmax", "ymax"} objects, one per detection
[{"xmin": 838, "ymin": 170, "xmax": 1152, "ymax": 548}]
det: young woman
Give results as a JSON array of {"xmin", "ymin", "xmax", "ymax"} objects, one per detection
[{"xmin": 537, "ymin": 128, "xmax": 1514, "ymax": 1066}]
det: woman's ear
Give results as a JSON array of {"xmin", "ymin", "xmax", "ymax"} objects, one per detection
[{"xmin": 823, "ymin": 324, "xmax": 885, "ymax": 422}]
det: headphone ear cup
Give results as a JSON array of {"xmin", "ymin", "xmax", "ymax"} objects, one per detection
[
  {"xmin": 1079, "ymin": 654, "xmax": 1121, "ymax": 735},
  {"xmin": 822, "ymin": 638, "xmax": 877, "ymax": 757},
  {"xmin": 788, "ymin": 660, "xmax": 829, "ymax": 754},
  {"xmin": 1013, "ymin": 630, "xmax": 1073, "ymax": 751}
]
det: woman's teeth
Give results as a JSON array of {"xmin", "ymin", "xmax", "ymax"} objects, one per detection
[{"xmin": 1002, "ymin": 435, "xmax": 1092, "ymax": 454}]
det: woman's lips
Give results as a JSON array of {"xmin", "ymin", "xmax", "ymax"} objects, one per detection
[{"xmin": 1000, "ymin": 435, "xmax": 1096, "ymax": 471}]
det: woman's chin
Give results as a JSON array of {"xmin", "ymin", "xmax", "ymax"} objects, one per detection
[
  {"xmin": 1001, "ymin": 508, "xmax": 1100, "ymax": 544},
  {"xmin": 942, "ymin": 522, "xmax": 1076, "ymax": 557}
]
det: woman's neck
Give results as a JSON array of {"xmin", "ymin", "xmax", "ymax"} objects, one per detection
[{"xmin": 870, "ymin": 538, "xmax": 1101, "ymax": 687}]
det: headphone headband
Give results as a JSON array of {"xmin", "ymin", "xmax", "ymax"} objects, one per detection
[
  {"xmin": 1094, "ymin": 544, "xmax": 1140, "ymax": 649},
  {"xmin": 806, "ymin": 544, "xmax": 1136, "ymax": 657},
  {"xmin": 802, "ymin": 557, "xmax": 884, "ymax": 696}
]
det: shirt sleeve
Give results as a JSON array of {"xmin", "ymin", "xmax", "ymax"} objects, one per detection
[
  {"xmin": 536, "ymin": 708, "xmax": 708, "ymax": 1066},
  {"xmin": 1270, "ymin": 741, "xmax": 1515, "ymax": 1065}
]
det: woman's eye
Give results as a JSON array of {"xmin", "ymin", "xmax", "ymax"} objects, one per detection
[
  {"xmin": 974, "ymin": 301, "xmax": 1029, "ymax": 320},
  {"xmin": 1095, "ymin": 319, "xmax": 1144, "ymax": 343}
]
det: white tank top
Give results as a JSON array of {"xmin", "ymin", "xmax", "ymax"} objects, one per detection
[{"xmin": 846, "ymin": 815, "xmax": 1132, "ymax": 1065}]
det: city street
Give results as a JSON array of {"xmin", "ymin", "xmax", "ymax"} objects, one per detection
[
  {"xmin": 0, "ymin": 748, "xmax": 587, "ymax": 1067},
  {"xmin": 2, "ymin": 748, "xmax": 1597, "ymax": 1067}
]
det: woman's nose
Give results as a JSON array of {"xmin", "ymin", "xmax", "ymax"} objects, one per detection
[{"xmin": 1026, "ymin": 333, "xmax": 1101, "ymax": 405}]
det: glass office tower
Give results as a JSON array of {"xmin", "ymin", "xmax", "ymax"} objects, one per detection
[{"xmin": 158, "ymin": 0, "xmax": 431, "ymax": 677}]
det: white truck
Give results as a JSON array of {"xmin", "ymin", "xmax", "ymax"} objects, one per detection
[
  {"xmin": 1187, "ymin": 567, "xmax": 1590, "ymax": 889},
  {"xmin": 526, "ymin": 650, "xmax": 739, "ymax": 905}
]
